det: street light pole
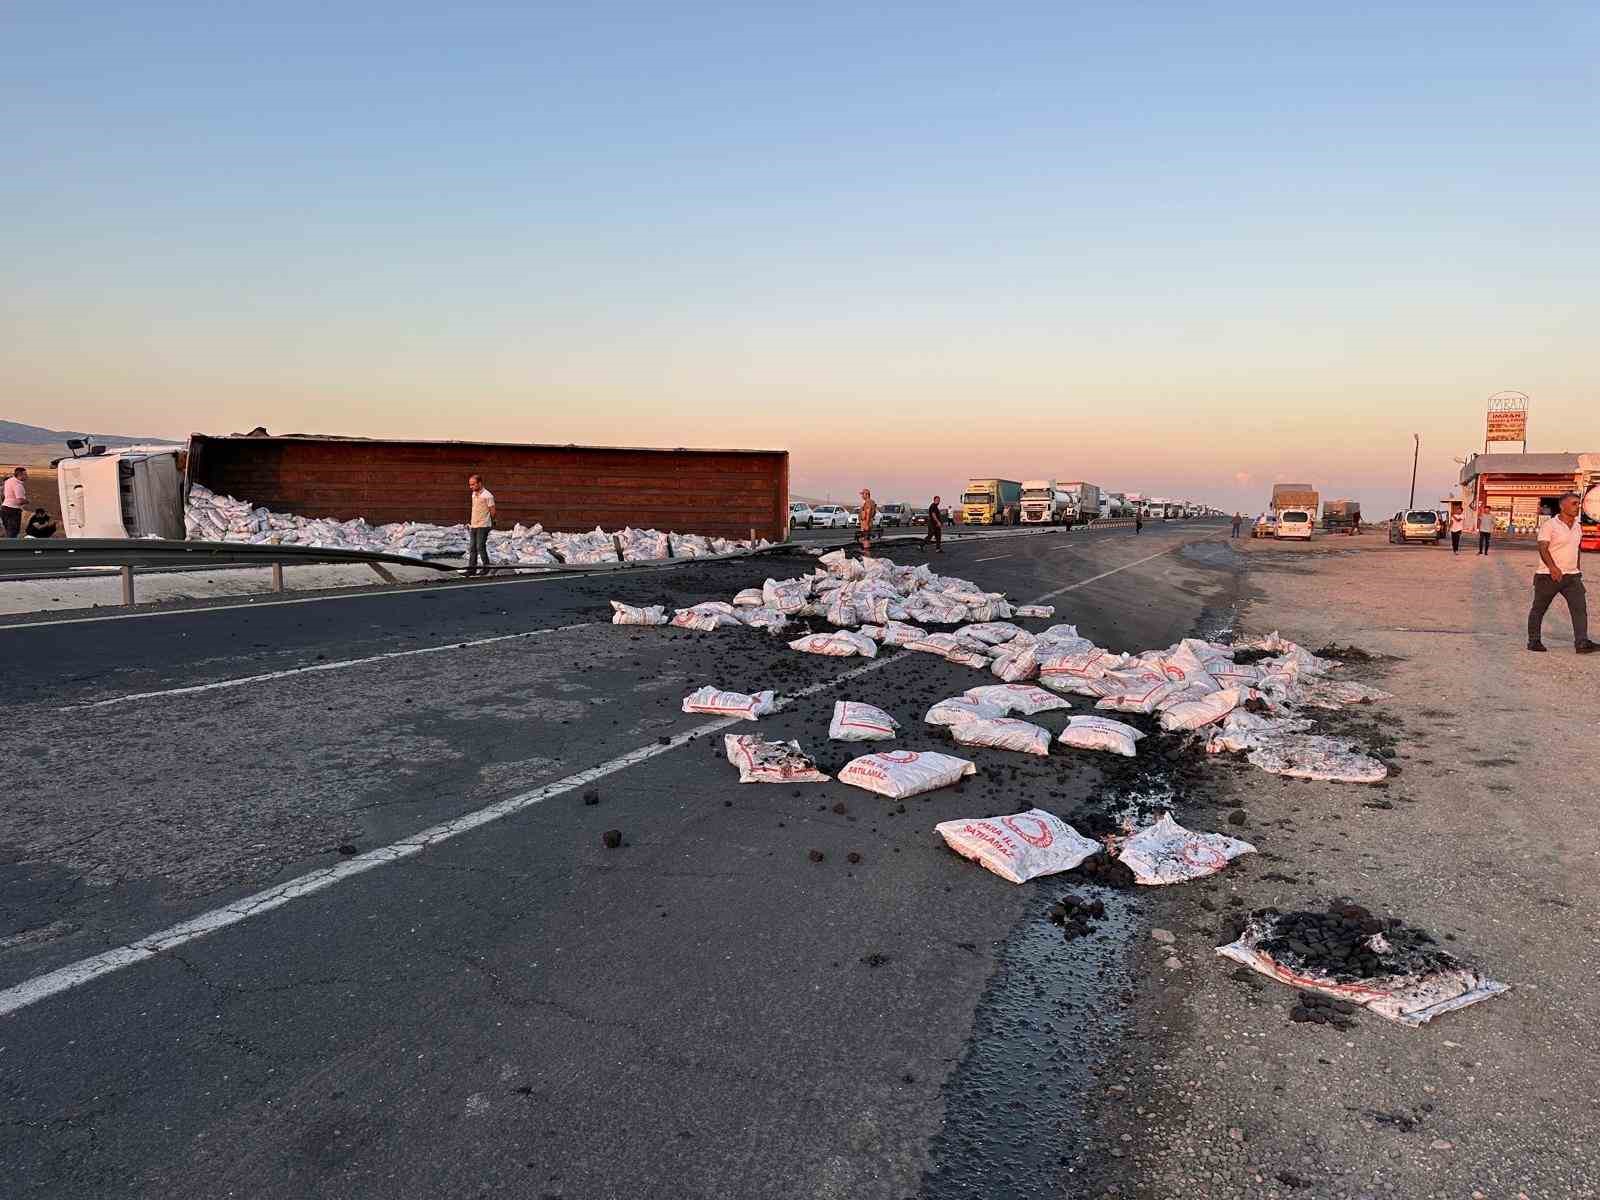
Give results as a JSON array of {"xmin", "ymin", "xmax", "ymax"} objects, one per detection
[{"xmin": 1408, "ymin": 434, "xmax": 1420, "ymax": 509}]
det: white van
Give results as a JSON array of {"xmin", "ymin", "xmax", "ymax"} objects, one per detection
[{"xmin": 1275, "ymin": 509, "xmax": 1314, "ymax": 540}]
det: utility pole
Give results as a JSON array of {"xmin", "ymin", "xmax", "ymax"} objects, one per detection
[{"xmin": 1408, "ymin": 434, "xmax": 1420, "ymax": 509}]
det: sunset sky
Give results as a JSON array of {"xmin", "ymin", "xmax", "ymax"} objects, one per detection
[{"xmin": 5, "ymin": 2, "xmax": 1597, "ymax": 515}]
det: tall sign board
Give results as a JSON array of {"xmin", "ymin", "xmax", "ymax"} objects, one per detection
[{"xmin": 1485, "ymin": 391, "xmax": 1529, "ymax": 452}]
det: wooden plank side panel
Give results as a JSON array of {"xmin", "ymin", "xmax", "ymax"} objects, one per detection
[{"xmin": 190, "ymin": 438, "xmax": 789, "ymax": 540}]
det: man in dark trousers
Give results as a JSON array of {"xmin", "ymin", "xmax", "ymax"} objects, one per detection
[
  {"xmin": 465, "ymin": 474, "xmax": 496, "ymax": 577},
  {"xmin": 923, "ymin": 496, "xmax": 944, "ymax": 552},
  {"xmin": 1475, "ymin": 502, "xmax": 1494, "ymax": 555},
  {"xmin": 1135, "ymin": 511, "xmax": 1143, "ymax": 534},
  {"xmin": 1528, "ymin": 492, "xmax": 1596, "ymax": 654},
  {"xmin": 1231, "ymin": 512, "xmax": 1243, "ymax": 538}
]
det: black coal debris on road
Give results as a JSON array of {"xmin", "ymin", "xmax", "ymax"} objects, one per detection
[
  {"xmin": 600, "ymin": 829, "xmax": 623, "ymax": 849},
  {"xmin": 1314, "ymin": 643, "xmax": 1376, "ymax": 662},
  {"xmin": 1047, "ymin": 893, "xmax": 1107, "ymax": 941},
  {"xmin": 1255, "ymin": 899, "xmax": 1464, "ymax": 983},
  {"xmin": 1287, "ymin": 993, "xmax": 1358, "ymax": 1029}
]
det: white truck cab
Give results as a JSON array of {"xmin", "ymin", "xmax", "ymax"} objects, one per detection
[{"xmin": 56, "ymin": 447, "xmax": 185, "ymax": 539}]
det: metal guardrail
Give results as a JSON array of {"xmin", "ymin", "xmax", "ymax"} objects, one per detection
[{"xmin": 0, "ymin": 538, "xmax": 454, "ymax": 603}]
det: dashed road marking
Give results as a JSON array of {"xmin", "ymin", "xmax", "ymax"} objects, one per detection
[
  {"xmin": 0, "ymin": 538, "xmax": 1199, "ymax": 1018},
  {"xmin": 58, "ymin": 622, "xmax": 600, "ymax": 711}
]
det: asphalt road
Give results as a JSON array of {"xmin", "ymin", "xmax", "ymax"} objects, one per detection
[{"xmin": 2, "ymin": 520, "xmax": 1235, "ymax": 1199}]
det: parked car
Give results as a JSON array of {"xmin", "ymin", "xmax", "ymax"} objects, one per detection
[
  {"xmin": 1275, "ymin": 509, "xmax": 1314, "ymax": 540},
  {"xmin": 788, "ymin": 501, "xmax": 815, "ymax": 530},
  {"xmin": 1252, "ymin": 514, "xmax": 1277, "ymax": 538},
  {"xmin": 911, "ymin": 508, "xmax": 929, "ymax": 526},
  {"xmin": 810, "ymin": 504, "xmax": 852, "ymax": 529},
  {"xmin": 878, "ymin": 502, "xmax": 909, "ymax": 527},
  {"xmin": 1388, "ymin": 509, "xmax": 1440, "ymax": 544}
]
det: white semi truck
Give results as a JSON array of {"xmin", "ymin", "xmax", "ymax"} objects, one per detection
[{"xmin": 1019, "ymin": 479, "xmax": 1072, "ymax": 524}]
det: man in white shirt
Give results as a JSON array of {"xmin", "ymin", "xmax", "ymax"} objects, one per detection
[
  {"xmin": 1528, "ymin": 492, "xmax": 1595, "ymax": 653},
  {"xmin": 1449, "ymin": 505, "xmax": 1464, "ymax": 554},
  {"xmin": 1475, "ymin": 503, "xmax": 1495, "ymax": 556},
  {"xmin": 466, "ymin": 474, "xmax": 496, "ymax": 577},
  {"xmin": 1, "ymin": 467, "xmax": 27, "ymax": 538}
]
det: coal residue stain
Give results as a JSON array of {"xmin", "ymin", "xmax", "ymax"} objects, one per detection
[{"xmin": 918, "ymin": 887, "xmax": 1137, "ymax": 1199}]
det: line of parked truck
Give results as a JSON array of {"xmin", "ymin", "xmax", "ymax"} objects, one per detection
[{"xmin": 957, "ymin": 479, "xmax": 1210, "ymax": 527}]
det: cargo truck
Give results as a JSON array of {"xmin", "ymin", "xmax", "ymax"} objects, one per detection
[
  {"xmin": 1019, "ymin": 479, "xmax": 1071, "ymax": 524},
  {"xmin": 1270, "ymin": 484, "xmax": 1319, "ymax": 513},
  {"xmin": 961, "ymin": 478, "xmax": 1022, "ymax": 526},
  {"xmin": 1322, "ymin": 499, "xmax": 1361, "ymax": 533},
  {"xmin": 56, "ymin": 432, "xmax": 791, "ymax": 543},
  {"xmin": 1058, "ymin": 481, "xmax": 1101, "ymax": 526}
]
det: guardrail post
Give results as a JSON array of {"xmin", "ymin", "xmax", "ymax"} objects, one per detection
[
  {"xmin": 272, "ymin": 561, "xmax": 284, "ymax": 592},
  {"xmin": 120, "ymin": 566, "xmax": 135, "ymax": 606}
]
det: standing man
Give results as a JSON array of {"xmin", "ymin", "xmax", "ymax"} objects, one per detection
[
  {"xmin": 1476, "ymin": 502, "xmax": 1494, "ymax": 556},
  {"xmin": 1134, "ymin": 510, "xmax": 1143, "ymax": 535},
  {"xmin": 1231, "ymin": 512, "xmax": 1243, "ymax": 538},
  {"xmin": 1449, "ymin": 505, "xmax": 1464, "ymax": 554},
  {"xmin": 1, "ymin": 467, "xmax": 27, "ymax": 538},
  {"xmin": 466, "ymin": 474, "xmax": 496, "ymax": 577},
  {"xmin": 857, "ymin": 488, "xmax": 877, "ymax": 555},
  {"xmin": 1528, "ymin": 492, "xmax": 1596, "ymax": 654},
  {"xmin": 923, "ymin": 495, "xmax": 944, "ymax": 553}
]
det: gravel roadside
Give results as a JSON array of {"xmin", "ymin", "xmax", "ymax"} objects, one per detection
[{"xmin": 1079, "ymin": 533, "xmax": 1598, "ymax": 1200}]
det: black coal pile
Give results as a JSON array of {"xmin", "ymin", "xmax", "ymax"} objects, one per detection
[
  {"xmin": 1255, "ymin": 899, "xmax": 1461, "ymax": 982},
  {"xmin": 1046, "ymin": 893, "xmax": 1106, "ymax": 941},
  {"xmin": 1314, "ymin": 643, "xmax": 1375, "ymax": 662},
  {"xmin": 1288, "ymin": 993, "xmax": 1357, "ymax": 1029},
  {"xmin": 1069, "ymin": 853, "xmax": 1137, "ymax": 889}
]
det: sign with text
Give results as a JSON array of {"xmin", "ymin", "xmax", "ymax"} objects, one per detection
[{"xmin": 1485, "ymin": 392, "xmax": 1529, "ymax": 446}]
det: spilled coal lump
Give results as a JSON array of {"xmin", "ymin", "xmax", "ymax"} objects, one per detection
[
  {"xmin": 1218, "ymin": 900, "xmax": 1509, "ymax": 1026},
  {"xmin": 1048, "ymin": 893, "xmax": 1107, "ymax": 941}
]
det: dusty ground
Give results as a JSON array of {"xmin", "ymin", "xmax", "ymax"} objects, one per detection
[{"xmin": 1080, "ymin": 531, "xmax": 1599, "ymax": 1199}]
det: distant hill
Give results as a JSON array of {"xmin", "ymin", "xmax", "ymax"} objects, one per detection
[{"xmin": 0, "ymin": 419, "xmax": 179, "ymax": 447}]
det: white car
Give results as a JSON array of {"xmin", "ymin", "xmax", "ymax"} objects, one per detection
[
  {"xmin": 1275, "ymin": 509, "xmax": 1314, "ymax": 540},
  {"xmin": 788, "ymin": 502, "xmax": 816, "ymax": 530},
  {"xmin": 810, "ymin": 504, "xmax": 852, "ymax": 528}
]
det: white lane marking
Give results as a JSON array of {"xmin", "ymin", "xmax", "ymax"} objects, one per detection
[
  {"xmin": 0, "ymin": 539, "xmax": 1192, "ymax": 1017},
  {"xmin": 58, "ymin": 622, "xmax": 598, "ymax": 712},
  {"xmin": 0, "ymin": 656, "xmax": 895, "ymax": 1018},
  {"xmin": 1031, "ymin": 546, "xmax": 1176, "ymax": 602},
  {"xmin": 974, "ymin": 554, "xmax": 1012, "ymax": 562}
]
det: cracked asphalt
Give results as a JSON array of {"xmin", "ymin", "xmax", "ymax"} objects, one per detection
[{"xmin": 1, "ymin": 520, "xmax": 1236, "ymax": 1198}]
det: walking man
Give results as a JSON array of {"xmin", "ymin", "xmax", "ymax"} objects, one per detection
[
  {"xmin": 1528, "ymin": 492, "xmax": 1596, "ymax": 654},
  {"xmin": 1231, "ymin": 512, "xmax": 1243, "ymax": 538},
  {"xmin": 857, "ymin": 488, "xmax": 877, "ymax": 555},
  {"xmin": 466, "ymin": 474, "xmax": 495, "ymax": 577},
  {"xmin": 1449, "ymin": 505, "xmax": 1464, "ymax": 553},
  {"xmin": 1476, "ymin": 502, "xmax": 1494, "ymax": 556},
  {"xmin": 1134, "ymin": 510, "xmax": 1143, "ymax": 535},
  {"xmin": 923, "ymin": 496, "xmax": 944, "ymax": 553},
  {"xmin": 1, "ymin": 467, "xmax": 27, "ymax": 538}
]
